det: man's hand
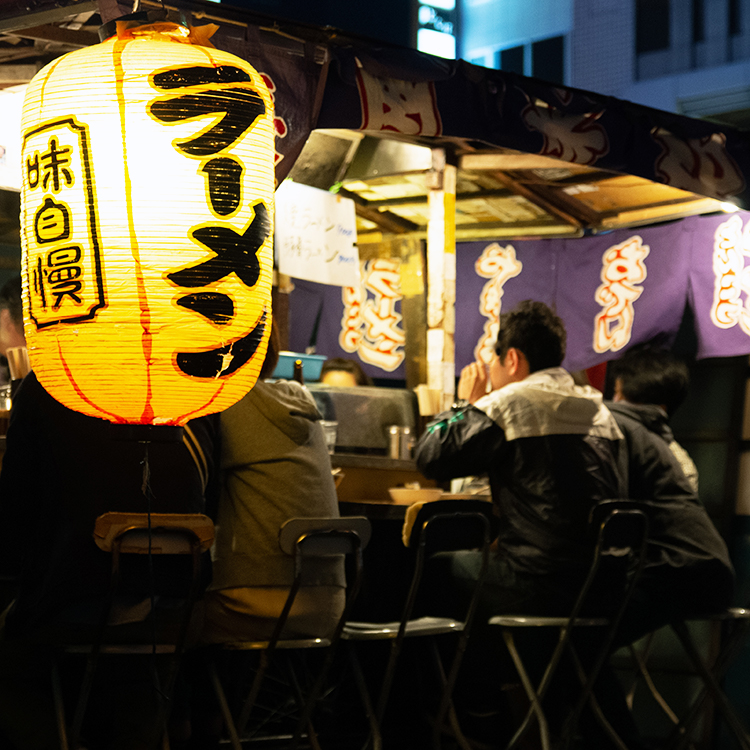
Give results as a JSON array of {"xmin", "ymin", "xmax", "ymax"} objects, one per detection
[{"xmin": 457, "ymin": 361, "xmax": 489, "ymax": 404}]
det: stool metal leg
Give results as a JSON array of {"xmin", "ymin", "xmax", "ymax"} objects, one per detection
[
  {"xmin": 627, "ymin": 635, "xmax": 680, "ymax": 724},
  {"xmin": 346, "ymin": 643, "xmax": 382, "ymax": 750},
  {"xmin": 671, "ymin": 621, "xmax": 750, "ymax": 750},
  {"xmin": 502, "ymin": 630, "xmax": 551, "ymax": 750},
  {"xmin": 51, "ymin": 659, "xmax": 70, "ymax": 750},
  {"xmin": 208, "ymin": 657, "xmax": 243, "ymax": 750},
  {"xmin": 428, "ymin": 638, "xmax": 472, "ymax": 750},
  {"xmin": 561, "ymin": 646, "xmax": 628, "ymax": 750},
  {"xmin": 282, "ymin": 654, "xmax": 323, "ymax": 750}
]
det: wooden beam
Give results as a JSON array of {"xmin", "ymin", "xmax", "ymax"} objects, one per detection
[
  {"xmin": 426, "ymin": 149, "xmax": 456, "ymax": 412},
  {"xmin": 339, "ymin": 187, "xmax": 419, "ymax": 234},
  {"xmin": 460, "ymin": 152, "xmax": 592, "ymax": 172},
  {"xmin": 346, "ymin": 187, "xmax": 514, "ymax": 208},
  {"xmin": 9, "ymin": 23, "xmax": 99, "ymax": 48},
  {"xmin": 491, "ymin": 170, "xmax": 588, "ymax": 230},
  {"xmin": 0, "ymin": 2, "xmax": 98, "ymax": 34},
  {"xmin": 0, "ymin": 64, "xmax": 38, "ymax": 83}
]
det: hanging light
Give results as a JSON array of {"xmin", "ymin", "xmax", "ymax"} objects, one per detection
[{"xmin": 19, "ymin": 14, "xmax": 275, "ymax": 425}]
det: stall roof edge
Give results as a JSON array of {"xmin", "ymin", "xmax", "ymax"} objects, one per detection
[{"xmin": 0, "ymin": 0, "xmax": 748, "ymax": 243}]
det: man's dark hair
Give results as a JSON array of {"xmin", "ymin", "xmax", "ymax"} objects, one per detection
[
  {"xmin": 610, "ymin": 344, "xmax": 689, "ymax": 416},
  {"xmin": 320, "ymin": 357, "xmax": 374, "ymax": 386},
  {"xmin": 495, "ymin": 300, "xmax": 566, "ymax": 372},
  {"xmin": 0, "ymin": 275, "xmax": 22, "ymax": 329}
]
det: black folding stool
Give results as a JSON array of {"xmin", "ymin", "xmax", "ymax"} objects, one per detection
[
  {"xmin": 488, "ymin": 500, "xmax": 649, "ymax": 750},
  {"xmin": 208, "ymin": 516, "xmax": 371, "ymax": 750},
  {"xmin": 654, "ymin": 608, "xmax": 750, "ymax": 750},
  {"xmin": 51, "ymin": 511, "xmax": 215, "ymax": 750},
  {"xmin": 341, "ymin": 498, "xmax": 498, "ymax": 750}
]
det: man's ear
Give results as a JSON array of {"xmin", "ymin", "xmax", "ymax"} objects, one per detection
[
  {"xmin": 506, "ymin": 347, "xmax": 520, "ymax": 375},
  {"xmin": 507, "ymin": 347, "xmax": 530, "ymax": 380}
]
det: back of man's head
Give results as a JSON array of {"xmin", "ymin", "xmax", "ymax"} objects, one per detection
[
  {"xmin": 611, "ymin": 344, "xmax": 689, "ymax": 417},
  {"xmin": 495, "ymin": 300, "xmax": 566, "ymax": 373}
]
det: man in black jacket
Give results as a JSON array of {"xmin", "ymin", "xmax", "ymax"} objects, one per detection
[
  {"xmin": 607, "ymin": 344, "xmax": 734, "ymax": 644},
  {"xmin": 416, "ymin": 299, "xmax": 624, "ymax": 621},
  {"xmin": 415, "ymin": 301, "xmax": 636, "ymax": 747}
]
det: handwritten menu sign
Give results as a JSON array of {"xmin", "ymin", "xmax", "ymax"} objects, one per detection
[{"xmin": 275, "ymin": 180, "xmax": 360, "ymax": 287}]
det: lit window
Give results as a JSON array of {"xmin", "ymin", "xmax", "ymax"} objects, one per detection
[
  {"xmin": 501, "ymin": 46, "xmax": 524, "ymax": 75},
  {"xmin": 532, "ymin": 36, "xmax": 564, "ymax": 84},
  {"xmin": 729, "ymin": 0, "xmax": 741, "ymax": 36},
  {"xmin": 418, "ymin": 28, "xmax": 456, "ymax": 59},
  {"xmin": 420, "ymin": 0, "xmax": 455, "ymax": 9}
]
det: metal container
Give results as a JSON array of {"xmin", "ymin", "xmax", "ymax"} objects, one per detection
[
  {"xmin": 387, "ymin": 425, "xmax": 401, "ymax": 459},
  {"xmin": 387, "ymin": 425, "xmax": 413, "ymax": 459},
  {"xmin": 399, "ymin": 426, "xmax": 413, "ymax": 460}
]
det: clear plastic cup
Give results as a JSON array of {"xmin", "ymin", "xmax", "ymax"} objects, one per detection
[{"xmin": 320, "ymin": 420, "xmax": 338, "ymax": 454}]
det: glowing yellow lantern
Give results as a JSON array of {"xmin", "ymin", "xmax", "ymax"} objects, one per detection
[{"xmin": 20, "ymin": 17, "xmax": 274, "ymax": 425}]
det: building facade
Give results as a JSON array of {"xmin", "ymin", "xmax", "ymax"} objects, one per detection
[{"xmin": 461, "ymin": 0, "xmax": 750, "ymax": 129}]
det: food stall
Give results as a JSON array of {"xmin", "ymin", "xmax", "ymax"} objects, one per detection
[
  {"xmin": 3, "ymin": 0, "xmax": 750, "ymax": 742},
  {"xmin": 0, "ymin": 0, "xmax": 748, "ymax": 552},
  {"xmin": 2, "ymin": 0, "xmax": 750, "ymax": 505}
]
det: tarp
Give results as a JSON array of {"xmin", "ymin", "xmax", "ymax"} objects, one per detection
[
  {"xmin": 316, "ymin": 50, "xmax": 750, "ymax": 208},
  {"xmin": 290, "ymin": 211, "xmax": 750, "ymax": 377},
  {"xmin": 13, "ymin": 0, "xmax": 749, "ymax": 202}
]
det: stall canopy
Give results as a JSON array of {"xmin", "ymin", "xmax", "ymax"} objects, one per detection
[
  {"xmin": 2, "ymin": 0, "xmax": 750, "ymax": 240},
  {"xmin": 3, "ymin": 0, "xmax": 750, "ymax": 382}
]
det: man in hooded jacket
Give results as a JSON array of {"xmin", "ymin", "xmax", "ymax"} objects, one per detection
[
  {"xmin": 201, "ymin": 325, "xmax": 344, "ymax": 644},
  {"xmin": 606, "ymin": 344, "xmax": 734, "ymax": 644}
]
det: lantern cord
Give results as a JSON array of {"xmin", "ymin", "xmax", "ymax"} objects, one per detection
[{"xmin": 141, "ymin": 441, "xmax": 169, "ymax": 704}]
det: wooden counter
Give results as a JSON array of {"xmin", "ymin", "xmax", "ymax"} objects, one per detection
[
  {"xmin": 330, "ymin": 452, "xmax": 440, "ymax": 503},
  {"xmin": 339, "ymin": 494, "xmax": 489, "ymax": 520}
]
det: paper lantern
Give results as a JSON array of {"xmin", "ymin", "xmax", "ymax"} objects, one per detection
[{"xmin": 19, "ymin": 18, "xmax": 274, "ymax": 425}]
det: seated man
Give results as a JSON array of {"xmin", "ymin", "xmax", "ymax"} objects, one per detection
[
  {"xmin": 607, "ymin": 344, "xmax": 734, "ymax": 643},
  {"xmin": 202, "ymin": 321, "xmax": 344, "ymax": 644},
  {"xmin": 415, "ymin": 299, "xmax": 624, "ymax": 620},
  {"xmin": 0, "ymin": 275, "xmax": 26, "ymax": 385},
  {"xmin": 414, "ymin": 300, "xmax": 632, "ymax": 747},
  {"xmin": 0, "ymin": 370, "xmax": 218, "ymax": 750},
  {"xmin": 181, "ymin": 322, "xmax": 343, "ymax": 750},
  {"xmin": 319, "ymin": 357, "xmax": 373, "ymax": 387}
]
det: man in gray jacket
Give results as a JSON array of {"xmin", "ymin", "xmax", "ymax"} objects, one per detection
[{"xmin": 202, "ymin": 322, "xmax": 344, "ymax": 644}]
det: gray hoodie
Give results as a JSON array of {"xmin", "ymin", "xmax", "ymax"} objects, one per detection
[{"xmin": 210, "ymin": 379, "xmax": 343, "ymax": 591}]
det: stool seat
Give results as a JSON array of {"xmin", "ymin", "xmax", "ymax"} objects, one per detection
[
  {"xmin": 490, "ymin": 615, "xmax": 610, "ymax": 628},
  {"xmin": 343, "ymin": 616, "xmax": 464, "ymax": 639},
  {"xmin": 488, "ymin": 500, "xmax": 650, "ymax": 750}
]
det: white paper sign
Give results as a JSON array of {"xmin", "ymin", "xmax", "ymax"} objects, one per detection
[
  {"xmin": 0, "ymin": 85, "xmax": 25, "ymax": 192},
  {"xmin": 275, "ymin": 180, "xmax": 360, "ymax": 287}
]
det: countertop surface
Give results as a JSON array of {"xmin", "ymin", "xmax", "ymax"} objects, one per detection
[{"xmin": 330, "ymin": 452, "xmax": 418, "ymax": 471}]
